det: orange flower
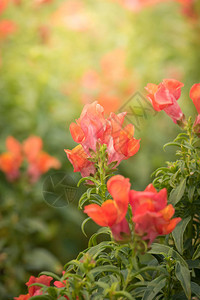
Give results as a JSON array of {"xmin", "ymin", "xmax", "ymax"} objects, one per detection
[
  {"xmin": 190, "ymin": 83, "xmax": 200, "ymax": 114},
  {"xmin": 23, "ymin": 136, "xmax": 61, "ymax": 183},
  {"xmin": 67, "ymin": 102, "xmax": 140, "ymax": 176},
  {"xmin": 0, "ymin": 0, "xmax": 7, "ymax": 14},
  {"xmin": 145, "ymin": 79, "xmax": 184, "ymax": 124},
  {"xmin": 64, "ymin": 145, "xmax": 95, "ymax": 177},
  {"xmin": 129, "ymin": 184, "xmax": 181, "ymax": 244},
  {"xmin": 0, "ymin": 136, "xmax": 22, "ymax": 181},
  {"xmin": 14, "ymin": 294, "xmax": 30, "ymax": 300},
  {"xmin": 0, "ymin": 20, "xmax": 17, "ymax": 39},
  {"xmin": 84, "ymin": 175, "xmax": 131, "ymax": 241}
]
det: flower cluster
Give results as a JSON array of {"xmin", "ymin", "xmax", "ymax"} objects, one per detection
[
  {"xmin": 145, "ymin": 79, "xmax": 200, "ymax": 132},
  {"xmin": 84, "ymin": 175, "xmax": 181, "ymax": 244},
  {"xmin": 14, "ymin": 275, "xmax": 53, "ymax": 299},
  {"xmin": 0, "ymin": 0, "xmax": 17, "ymax": 40},
  {"xmin": 65, "ymin": 101, "xmax": 140, "ymax": 177},
  {"xmin": 0, "ymin": 136, "xmax": 61, "ymax": 182}
]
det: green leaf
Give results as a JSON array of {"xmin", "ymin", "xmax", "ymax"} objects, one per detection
[
  {"xmin": 142, "ymin": 275, "xmax": 166, "ymax": 300},
  {"xmin": 86, "ymin": 241, "xmax": 113, "ymax": 259},
  {"xmin": 149, "ymin": 243, "xmax": 188, "ymax": 267},
  {"xmin": 172, "ymin": 216, "xmax": 191, "ymax": 255},
  {"xmin": 88, "ymin": 227, "xmax": 111, "ymax": 247},
  {"xmin": 88, "ymin": 265, "xmax": 122, "ymax": 279},
  {"xmin": 191, "ymin": 282, "xmax": 200, "ymax": 298},
  {"xmin": 46, "ymin": 287, "xmax": 58, "ymax": 297},
  {"xmin": 114, "ymin": 290, "xmax": 135, "ymax": 300},
  {"xmin": 192, "ymin": 244, "xmax": 200, "ymax": 260},
  {"xmin": 175, "ymin": 261, "xmax": 191, "ymax": 299},
  {"xmin": 77, "ymin": 176, "xmax": 100, "ymax": 187},
  {"xmin": 81, "ymin": 217, "xmax": 91, "ymax": 237},
  {"xmin": 163, "ymin": 142, "xmax": 181, "ymax": 151},
  {"xmin": 169, "ymin": 178, "xmax": 186, "ymax": 206}
]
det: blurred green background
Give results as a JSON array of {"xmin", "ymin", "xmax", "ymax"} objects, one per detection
[{"xmin": 0, "ymin": 0, "xmax": 200, "ymax": 298}]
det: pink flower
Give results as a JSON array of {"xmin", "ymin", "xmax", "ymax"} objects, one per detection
[
  {"xmin": 26, "ymin": 275, "xmax": 53, "ymax": 296},
  {"xmin": 129, "ymin": 184, "xmax": 181, "ymax": 244},
  {"xmin": 14, "ymin": 295, "xmax": 30, "ymax": 300},
  {"xmin": 0, "ymin": 20, "xmax": 17, "ymax": 39},
  {"xmin": 64, "ymin": 145, "xmax": 95, "ymax": 177},
  {"xmin": 0, "ymin": 136, "xmax": 22, "ymax": 181},
  {"xmin": 84, "ymin": 175, "xmax": 131, "ymax": 241},
  {"xmin": 193, "ymin": 114, "xmax": 200, "ymax": 136},
  {"xmin": 0, "ymin": 0, "xmax": 7, "ymax": 14},
  {"xmin": 145, "ymin": 79, "xmax": 184, "ymax": 124},
  {"xmin": 23, "ymin": 136, "xmax": 61, "ymax": 183},
  {"xmin": 67, "ymin": 102, "xmax": 140, "ymax": 176},
  {"xmin": 190, "ymin": 83, "xmax": 200, "ymax": 114}
]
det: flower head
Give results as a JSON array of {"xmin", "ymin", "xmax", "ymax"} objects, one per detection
[
  {"xmin": 0, "ymin": 136, "xmax": 22, "ymax": 181},
  {"xmin": 23, "ymin": 136, "xmax": 61, "ymax": 182},
  {"xmin": 66, "ymin": 102, "xmax": 140, "ymax": 176},
  {"xmin": 129, "ymin": 184, "xmax": 181, "ymax": 244},
  {"xmin": 190, "ymin": 83, "xmax": 200, "ymax": 114},
  {"xmin": 14, "ymin": 295, "xmax": 30, "ymax": 300},
  {"xmin": 26, "ymin": 275, "xmax": 53, "ymax": 296},
  {"xmin": 84, "ymin": 175, "xmax": 131, "ymax": 241},
  {"xmin": 0, "ymin": 20, "xmax": 17, "ymax": 39},
  {"xmin": 145, "ymin": 79, "xmax": 184, "ymax": 124},
  {"xmin": 64, "ymin": 145, "xmax": 95, "ymax": 177}
]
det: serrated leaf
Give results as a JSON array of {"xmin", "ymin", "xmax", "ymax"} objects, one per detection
[
  {"xmin": 169, "ymin": 178, "xmax": 186, "ymax": 205},
  {"xmin": 175, "ymin": 261, "xmax": 191, "ymax": 299},
  {"xmin": 172, "ymin": 216, "xmax": 191, "ymax": 255}
]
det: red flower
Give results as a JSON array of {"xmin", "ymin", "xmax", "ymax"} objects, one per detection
[
  {"xmin": 64, "ymin": 145, "xmax": 95, "ymax": 177},
  {"xmin": 23, "ymin": 136, "xmax": 61, "ymax": 182},
  {"xmin": 0, "ymin": 136, "xmax": 22, "ymax": 181},
  {"xmin": 0, "ymin": 20, "xmax": 17, "ymax": 39},
  {"xmin": 190, "ymin": 83, "xmax": 200, "ymax": 114},
  {"xmin": 0, "ymin": 0, "xmax": 7, "ymax": 14},
  {"xmin": 67, "ymin": 102, "xmax": 140, "ymax": 175},
  {"xmin": 14, "ymin": 295, "xmax": 30, "ymax": 300},
  {"xmin": 84, "ymin": 175, "xmax": 131, "ymax": 241},
  {"xmin": 145, "ymin": 79, "xmax": 184, "ymax": 124},
  {"xmin": 26, "ymin": 275, "xmax": 53, "ymax": 296},
  {"xmin": 129, "ymin": 184, "xmax": 181, "ymax": 244},
  {"xmin": 70, "ymin": 101, "xmax": 106, "ymax": 152}
]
